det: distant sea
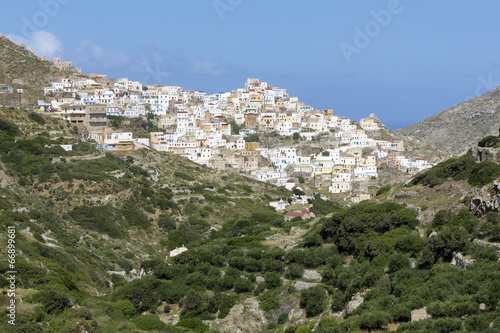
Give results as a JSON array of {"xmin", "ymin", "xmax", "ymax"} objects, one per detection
[{"xmin": 383, "ymin": 120, "xmax": 416, "ymax": 131}]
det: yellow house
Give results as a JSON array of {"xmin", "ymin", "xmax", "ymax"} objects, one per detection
[
  {"xmin": 245, "ymin": 142, "xmax": 260, "ymax": 150},
  {"xmin": 277, "ymin": 113, "xmax": 287, "ymax": 123},
  {"xmin": 150, "ymin": 132, "xmax": 165, "ymax": 144},
  {"xmin": 158, "ymin": 117, "xmax": 176, "ymax": 128},
  {"xmin": 347, "ymin": 147, "xmax": 363, "ymax": 157},
  {"xmin": 314, "ymin": 167, "xmax": 333, "ymax": 175},
  {"xmin": 360, "ymin": 156, "xmax": 377, "ymax": 166}
]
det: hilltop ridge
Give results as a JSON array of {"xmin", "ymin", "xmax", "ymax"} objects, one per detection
[
  {"xmin": 0, "ymin": 35, "xmax": 85, "ymax": 107},
  {"xmin": 396, "ymin": 86, "xmax": 500, "ymax": 156}
]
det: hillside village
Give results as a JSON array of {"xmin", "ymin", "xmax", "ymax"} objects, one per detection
[
  {"xmin": 2, "ymin": 56, "xmax": 433, "ymax": 202},
  {"xmin": 1, "ymin": 36, "xmax": 500, "ymax": 333}
]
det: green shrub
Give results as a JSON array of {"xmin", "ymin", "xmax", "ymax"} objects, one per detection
[
  {"xmin": 468, "ymin": 161, "xmax": 500, "ymax": 187},
  {"xmin": 69, "ymin": 205, "xmax": 124, "ymax": 238},
  {"xmin": 359, "ymin": 310, "xmax": 392, "ymax": 331},
  {"xmin": 113, "ymin": 299, "xmax": 136, "ymax": 319},
  {"xmin": 33, "ymin": 232, "xmax": 46, "ymax": 243},
  {"xmin": 234, "ymin": 278, "xmax": 253, "ymax": 293},
  {"xmin": 133, "ymin": 315, "xmax": 167, "ymax": 331},
  {"xmin": 376, "ymin": 185, "xmax": 391, "ymax": 196},
  {"xmin": 174, "ymin": 171, "xmax": 194, "ymax": 181},
  {"xmin": 176, "ymin": 317, "xmax": 210, "ymax": 333},
  {"xmin": 259, "ymin": 290, "xmax": 280, "ymax": 311},
  {"xmin": 33, "ymin": 290, "xmax": 72, "ymax": 315},
  {"xmin": 478, "ymin": 135, "xmax": 500, "ymax": 147},
  {"xmin": 264, "ymin": 272, "xmax": 282, "ymax": 289},
  {"xmin": 286, "ymin": 263, "xmax": 304, "ymax": 279},
  {"xmin": 300, "ymin": 286, "xmax": 327, "ymax": 317},
  {"xmin": 29, "ymin": 112, "xmax": 46, "ymax": 125},
  {"xmin": 158, "ymin": 214, "xmax": 176, "ymax": 230},
  {"xmin": 464, "ymin": 315, "xmax": 489, "ymax": 332}
]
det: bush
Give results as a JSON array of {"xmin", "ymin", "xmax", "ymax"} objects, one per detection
[
  {"xmin": 388, "ymin": 253, "xmax": 410, "ymax": 273},
  {"xmin": 158, "ymin": 214, "xmax": 176, "ymax": 230},
  {"xmin": 264, "ymin": 272, "xmax": 282, "ymax": 289},
  {"xmin": 432, "ymin": 209, "xmax": 453, "ymax": 228},
  {"xmin": 33, "ymin": 232, "xmax": 46, "ymax": 243},
  {"xmin": 376, "ymin": 185, "xmax": 391, "ymax": 196},
  {"xmin": 286, "ymin": 263, "xmax": 304, "ymax": 279},
  {"xmin": 113, "ymin": 299, "xmax": 136, "ymax": 319},
  {"xmin": 69, "ymin": 205, "xmax": 123, "ymax": 238},
  {"xmin": 176, "ymin": 317, "xmax": 210, "ymax": 333},
  {"xmin": 300, "ymin": 286, "xmax": 327, "ymax": 317},
  {"xmin": 29, "ymin": 112, "xmax": 46, "ymax": 125},
  {"xmin": 464, "ymin": 315, "xmax": 489, "ymax": 332},
  {"xmin": 33, "ymin": 290, "xmax": 72, "ymax": 315},
  {"xmin": 468, "ymin": 161, "xmax": 500, "ymax": 187},
  {"xmin": 478, "ymin": 135, "xmax": 500, "ymax": 147},
  {"xmin": 259, "ymin": 290, "xmax": 280, "ymax": 311},
  {"xmin": 174, "ymin": 171, "xmax": 194, "ymax": 181},
  {"xmin": 359, "ymin": 310, "xmax": 392, "ymax": 331},
  {"xmin": 278, "ymin": 312, "xmax": 289, "ymax": 325},
  {"xmin": 234, "ymin": 278, "xmax": 253, "ymax": 293},
  {"xmin": 133, "ymin": 315, "xmax": 167, "ymax": 331}
]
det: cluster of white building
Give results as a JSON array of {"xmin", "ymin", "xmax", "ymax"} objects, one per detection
[{"xmin": 41, "ymin": 76, "xmax": 432, "ymax": 195}]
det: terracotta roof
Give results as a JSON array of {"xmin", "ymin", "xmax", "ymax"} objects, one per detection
[{"xmin": 285, "ymin": 211, "xmax": 309, "ymax": 217}]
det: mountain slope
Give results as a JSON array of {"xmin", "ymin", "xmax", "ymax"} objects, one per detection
[
  {"xmin": 396, "ymin": 87, "xmax": 500, "ymax": 156},
  {"xmin": 0, "ymin": 35, "xmax": 83, "ymax": 107},
  {"xmin": 1, "ymin": 108, "xmax": 500, "ymax": 333}
]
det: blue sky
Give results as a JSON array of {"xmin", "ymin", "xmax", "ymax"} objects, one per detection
[{"xmin": 2, "ymin": 1, "xmax": 500, "ymax": 129}]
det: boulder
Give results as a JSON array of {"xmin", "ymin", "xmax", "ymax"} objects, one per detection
[{"xmin": 345, "ymin": 293, "xmax": 365, "ymax": 316}]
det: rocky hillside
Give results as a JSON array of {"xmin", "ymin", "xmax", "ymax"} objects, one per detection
[
  {"xmin": 0, "ymin": 35, "xmax": 84, "ymax": 108},
  {"xmin": 395, "ymin": 87, "xmax": 500, "ymax": 156},
  {"xmin": 365, "ymin": 115, "xmax": 446, "ymax": 162}
]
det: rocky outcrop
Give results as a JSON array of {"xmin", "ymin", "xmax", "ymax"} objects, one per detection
[
  {"xmin": 302, "ymin": 270, "xmax": 322, "ymax": 281},
  {"xmin": 293, "ymin": 281, "xmax": 317, "ymax": 291},
  {"xmin": 470, "ymin": 182, "xmax": 500, "ymax": 217},
  {"xmin": 472, "ymin": 146, "xmax": 500, "ymax": 162},
  {"xmin": 470, "ymin": 195, "xmax": 500, "ymax": 217},
  {"xmin": 345, "ymin": 292, "xmax": 366, "ymax": 316},
  {"xmin": 473, "ymin": 239, "xmax": 500, "ymax": 249},
  {"xmin": 411, "ymin": 307, "xmax": 431, "ymax": 322},
  {"xmin": 210, "ymin": 297, "xmax": 266, "ymax": 333},
  {"xmin": 451, "ymin": 252, "xmax": 475, "ymax": 270}
]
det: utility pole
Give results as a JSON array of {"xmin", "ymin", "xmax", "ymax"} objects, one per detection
[{"xmin": 17, "ymin": 88, "xmax": 23, "ymax": 109}]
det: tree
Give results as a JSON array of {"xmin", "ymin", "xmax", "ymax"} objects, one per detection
[
  {"xmin": 264, "ymin": 272, "xmax": 282, "ymax": 289},
  {"xmin": 293, "ymin": 132, "xmax": 301, "ymax": 140},
  {"xmin": 300, "ymin": 286, "xmax": 327, "ymax": 317},
  {"xmin": 387, "ymin": 253, "xmax": 410, "ymax": 273},
  {"xmin": 359, "ymin": 310, "xmax": 392, "ymax": 331},
  {"xmin": 287, "ymin": 263, "xmax": 305, "ymax": 279},
  {"xmin": 293, "ymin": 188, "xmax": 306, "ymax": 196},
  {"xmin": 234, "ymin": 278, "xmax": 253, "ymax": 293},
  {"xmin": 33, "ymin": 290, "xmax": 72, "ymax": 315},
  {"xmin": 133, "ymin": 315, "xmax": 167, "ymax": 331},
  {"xmin": 259, "ymin": 290, "xmax": 280, "ymax": 311},
  {"xmin": 478, "ymin": 135, "xmax": 500, "ymax": 147},
  {"xmin": 244, "ymin": 133, "xmax": 259, "ymax": 142}
]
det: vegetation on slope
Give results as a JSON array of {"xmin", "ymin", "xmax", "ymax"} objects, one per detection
[{"xmin": 0, "ymin": 108, "xmax": 499, "ymax": 332}]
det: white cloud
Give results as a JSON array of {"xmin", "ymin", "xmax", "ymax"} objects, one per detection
[
  {"xmin": 190, "ymin": 59, "xmax": 235, "ymax": 76},
  {"xmin": 74, "ymin": 40, "xmax": 129, "ymax": 69},
  {"xmin": 6, "ymin": 31, "xmax": 63, "ymax": 58}
]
